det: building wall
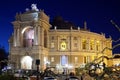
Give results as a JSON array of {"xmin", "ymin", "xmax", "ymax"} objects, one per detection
[
  {"xmin": 48, "ymin": 29, "xmax": 112, "ymax": 71},
  {"xmin": 9, "ymin": 9, "xmax": 113, "ymax": 71}
]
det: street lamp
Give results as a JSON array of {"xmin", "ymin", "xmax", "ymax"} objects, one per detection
[{"xmin": 36, "ymin": 59, "xmax": 40, "ymax": 80}]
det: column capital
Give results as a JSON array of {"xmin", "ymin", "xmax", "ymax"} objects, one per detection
[{"xmin": 12, "ymin": 21, "xmax": 20, "ymax": 26}]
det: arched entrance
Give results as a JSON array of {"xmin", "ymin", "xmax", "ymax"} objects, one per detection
[{"xmin": 21, "ymin": 56, "xmax": 33, "ymax": 69}]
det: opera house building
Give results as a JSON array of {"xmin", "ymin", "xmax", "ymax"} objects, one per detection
[{"xmin": 9, "ymin": 5, "xmax": 114, "ymax": 72}]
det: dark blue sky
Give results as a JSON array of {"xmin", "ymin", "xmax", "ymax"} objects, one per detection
[{"xmin": 0, "ymin": 0, "xmax": 120, "ymax": 53}]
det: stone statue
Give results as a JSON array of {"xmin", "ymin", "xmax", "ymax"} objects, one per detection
[
  {"xmin": 31, "ymin": 4, "xmax": 39, "ymax": 11},
  {"xmin": 15, "ymin": 13, "xmax": 20, "ymax": 20}
]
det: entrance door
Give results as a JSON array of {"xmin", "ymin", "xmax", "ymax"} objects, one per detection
[
  {"xmin": 61, "ymin": 55, "xmax": 68, "ymax": 66},
  {"xmin": 21, "ymin": 56, "xmax": 33, "ymax": 69}
]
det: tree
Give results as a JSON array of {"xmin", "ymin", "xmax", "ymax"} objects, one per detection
[{"xmin": 0, "ymin": 46, "xmax": 8, "ymax": 70}]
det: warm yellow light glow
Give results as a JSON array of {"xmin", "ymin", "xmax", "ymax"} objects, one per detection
[
  {"xmin": 96, "ymin": 41, "xmax": 100, "ymax": 43},
  {"xmin": 61, "ymin": 41, "xmax": 66, "ymax": 50},
  {"xmin": 21, "ymin": 56, "xmax": 33, "ymax": 69},
  {"xmin": 82, "ymin": 39, "xmax": 87, "ymax": 49},
  {"xmin": 21, "ymin": 26, "xmax": 32, "ymax": 34},
  {"xmin": 90, "ymin": 40, "xmax": 94, "ymax": 50}
]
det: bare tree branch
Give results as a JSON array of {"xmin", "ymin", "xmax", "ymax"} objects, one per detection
[
  {"xmin": 110, "ymin": 20, "xmax": 120, "ymax": 32},
  {"xmin": 112, "ymin": 38, "xmax": 120, "ymax": 42}
]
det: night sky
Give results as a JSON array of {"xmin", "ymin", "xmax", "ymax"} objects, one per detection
[{"xmin": 0, "ymin": 0, "xmax": 120, "ymax": 53}]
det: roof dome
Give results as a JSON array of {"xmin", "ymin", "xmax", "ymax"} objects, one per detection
[{"xmin": 50, "ymin": 16, "xmax": 77, "ymax": 29}]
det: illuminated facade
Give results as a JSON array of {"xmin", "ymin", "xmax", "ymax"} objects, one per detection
[
  {"xmin": 9, "ymin": 4, "xmax": 112, "ymax": 72},
  {"xmin": 112, "ymin": 54, "xmax": 120, "ymax": 66}
]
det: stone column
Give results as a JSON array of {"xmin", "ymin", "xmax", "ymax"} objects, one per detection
[
  {"xmin": 34, "ymin": 26, "xmax": 36, "ymax": 45},
  {"xmin": 34, "ymin": 24, "xmax": 38, "ymax": 45},
  {"xmin": 16, "ymin": 27, "xmax": 20, "ymax": 46},
  {"xmin": 12, "ymin": 21, "xmax": 20, "ymax": 47},
  {"xmin": 80, "ymin": 37, "xmax": 82, "ymax": 50},
  {"xmin": 14, "ymin": 28, "xmax": 17, "ymax": 46},
  {"xmin": 70, "ymin": 36, "xmax": 72, "ymax": 51},
  {"xmin": 41, "ymin": 28, "xmax": 44, "ymax": 46},
  {"xmin": 47, "ymin": 31, "xmax": 49, "ymax": 48},
  {"xmin": 87, "ymin": 38, "xmax": 90, "ymax": 51},
  {"xmin": 57, "ymin": 36, "xmax": 59, "ymax": 51},
  {"xmin": 37, "ymin": 26, "xmax": 40, "ymax": 45},
  {"xmin": 78, "ymin": 36, "xmax": 80, "ymax": 51}
]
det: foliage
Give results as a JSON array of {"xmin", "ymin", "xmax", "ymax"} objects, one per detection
[
  {"xmin": 0, "ymin": 73, "xmax": 26, "ymax": 80},
  {"xmin": 75, "ymin": 68, "xmax": 86, "ymax": 76},
  {"xmin": 0, "ymin": 46, "xmax": 8, "ymax": 70},
  {"xmin": 0, "ymin": 47, "xmax": 7, "ymax": 60},
  {"xmin": 0, "ymin": 74, "xmax": 16, "ymax": 80}
]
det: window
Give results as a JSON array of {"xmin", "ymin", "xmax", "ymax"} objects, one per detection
[
  {"xmin": 75, "ymin": 57, "xmax": 78, "ymax": 63},
  {"xmin": 74, "ymin": 43, "xmax": 78, "ymax": 47},
  {"xmin": 51, "ymin": 36, "xmax": 54, "ymax": 40},
  {"xmin": 51, "ymin": 57, "xmax": 54, "ymax": 62},
  {"xmin": 84, "ymin": 56, "xmax": 87, "ymax": 63},
  {"xmin": 51, "ymin": 42, "xmax": 55, "ymax": 48},
  {"xmin": 61, "ymin": 41, "xmax": 67, "ymax": 50},
  {"xmin": 61, "ymin": 55, "xmax": 68, "ymax": 66},
  {"xmin": 90, "ymin": 40, "xmax": 94, "ymax": 50},
  {"xmin": 96, "ymin": 41, "xmax": 100, "ymax": 51},
  {"xmin": 82, "ymin": 39, "xmax": 87, "ymax": 49},
  {"xmin": 74, "ymin": 37, "xmax": 78, "ymax": 47},
  {"xmin": 84, "ymin": 56, "xmax": 90, "ymax": 63}
]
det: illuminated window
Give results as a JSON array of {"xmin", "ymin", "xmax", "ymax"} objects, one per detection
[
  {"xmin": 96, "ymin": 41, "xmax": 100, "ymax": 51},
  {"xmin": 90, "ymin": 40, "xmax": 94, "ymax": 50},
  {"xmin": 61, "ymin": 41, "xmax": 67, "ymax": 50},
  {"xmin": 61, "ymin": 55, "xmax": 68, "ymax": 66},
  {"xmin": 51, "ymin": 57, "xmax": 54, "ymax": 62},
  {"xmin": 44, "ymin": 57, "xmax": 47, "ymax": 62},
  {"xmin": 51, "ymin": 42, "xmax": 55, "ymax": 48},
  {"xmin": 84, "ymin": 56, "xmax": 90, "ymax": 63},
  {"xmin": 82, "ymin": 39, "xmax": 87, "ymax": 49},
  {"xmin": 84, "ymin": 56, "xmax": 87, "ymax": 63},
  {"xmin": 75, "ymin": 57, "xmax": 78, "ymax": 63},
  {"xmin": 73, "ymin": 37, "xmax": 78, "ymax": 47}
]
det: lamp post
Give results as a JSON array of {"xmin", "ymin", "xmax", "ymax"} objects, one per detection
[{"xmin": 36, "ymin": 59, "xmax": 40, "ymax": 80}]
